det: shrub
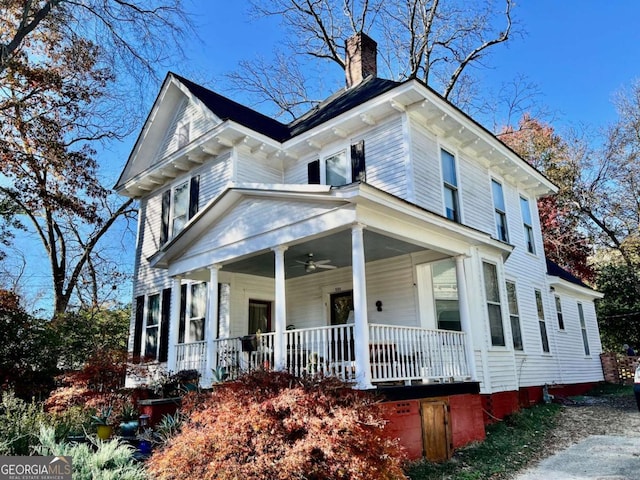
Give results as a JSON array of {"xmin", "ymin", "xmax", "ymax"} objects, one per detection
[
  {"xmin": 146, "ymin": 371, "xmax": 407, "ymax": 480},
  {"xmin": 36, "ymin": 426, "xmax": 147, "ymax": 480},
  {"xmin": 0, "ymin": 390, "xmax": 48, "ymax": 455}
]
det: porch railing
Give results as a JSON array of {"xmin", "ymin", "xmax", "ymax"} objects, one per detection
[{"xmin": 175, "ymin": 324, "xmax": 470, "ymax": 385}]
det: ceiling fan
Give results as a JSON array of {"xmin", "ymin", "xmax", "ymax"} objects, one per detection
[{"xmin": 296, "ymin": 253, "xmax": 337, "ymax": 273}]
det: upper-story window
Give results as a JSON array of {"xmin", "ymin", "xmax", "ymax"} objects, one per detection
[
  {"xmin": 307, "ymin": 140, "xmax": 366, "ymax": 186},
  {"xmin": 176, "ymin": 122, "xmax": 190, "ymax": 150},
  {"xmin": 160, "ymin": 175, "xmax": 200, "ymax": 244},
  {"xmin": 441, "ymin": 149, "xmax": 460, "ymax": 222},
  {"xmin": 483, "ymin": 261, "xmax": 505, "ymax": 347},
  {"xmin": 492, "ymin": 180, "xmax": 508, "ymax": 242},
  {"xmin": 520, "ymin": 196, "xmax": 536, "ymax": 254}
]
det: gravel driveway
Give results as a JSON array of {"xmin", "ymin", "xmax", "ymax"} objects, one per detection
[{"xmin": 514, "ymin": 393, "xmax": 640, "ymax": 479}]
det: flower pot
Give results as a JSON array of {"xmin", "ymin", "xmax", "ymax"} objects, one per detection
[
  {"xmin": 138, "ymin": 440, "xmax": 152, "ymax": 455},
  {"xmin": 119, "ymin": 420, "xmax": 139, "ymax": 437},
  {"xmin": 96, "ymin": 424, "xmax": 113, "ymax": 440}
]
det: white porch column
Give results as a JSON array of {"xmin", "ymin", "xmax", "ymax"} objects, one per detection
[
  {"xmin": 204, "ymin": 265, "xmax": 221, "ymax": 387},
  {"xmin": 352, "ymin": 224, "xmax": 374, "ymax": 389},
  {"xmin": 455, "ymin": 255, "xmax": 477, "ymax": 380},
  {"xmin": 167, "ymin": 276, "xmax": 182, "ymax": 372},
  {"xmin": 273, "ymin": 246, "xmax": 288, "ymax": 371}
]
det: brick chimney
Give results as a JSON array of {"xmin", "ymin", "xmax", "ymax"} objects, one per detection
[{"xmin": 345, "ymin": 32, "xmax": 377, "ymax": 88}]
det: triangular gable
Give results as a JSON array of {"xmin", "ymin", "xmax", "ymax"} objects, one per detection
[
  {"xmin": 150, "ymin": 185, "xmax": 351, "ymax": 269},
  {"xmin": 115, "ymin": 73, "xmax": 222, "ymax": 191}
]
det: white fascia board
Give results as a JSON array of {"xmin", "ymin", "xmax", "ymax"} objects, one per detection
[
  {"xmin": 354, "ymin": 184, "xmax": 513, "ymax": 258},
  {"xmin": 407, "ymin": 81, "xmax": 558, "ymax": 196},
  {"xmin": 167, "ymin": 207, "xmax": 357, "ymax": 277},
  {"xmin": 150, "ymin": 184, "xmax": 350, "ymax": 269},
  {"xmin": 548, "ymin": 276, "xmax": 604, "ymax": 299}
]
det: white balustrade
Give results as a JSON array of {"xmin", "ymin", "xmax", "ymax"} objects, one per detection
[{"xmin": 174, "ymin": 324, "xmax": 470, "ymax": 385}]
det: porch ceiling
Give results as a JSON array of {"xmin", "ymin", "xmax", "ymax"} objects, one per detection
[{"xmin": 223, "ymin": 229, "xmax": 426, "ymax": 278}]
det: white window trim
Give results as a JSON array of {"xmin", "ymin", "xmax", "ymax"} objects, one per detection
[
  {"xmin": 143, "ymin": 292, "xmax": 161, "ymax": 360},
  {"xmin": 577, "ymin": 302, "xmax": 591, "ymax": 356},
  {"xmin": 482, "ymin": 259, "xmax": 507, "ymax": 349},
  {"xmin": 491, "ymin": 178, "xmax": 509, "ymax": 242},
  {"xmin": 505, "ymin": 279, "xmax": 524, "ymax": 352},
  {"xmin": 534, "ymin": 288, "xmax": 551, "ymax": 354},
  {"xmin": 169, "ymin": 180, "xmax": 189, "ymax": 239},
  {"xmin": 555, "ymin": 294, "xmax": 566, "ymax": 331},
  {"xmin": 520, "ymin": 195, "xmax": 536, "ymax": 255},
  {"xmin": 185, "ymin": 281, "xmax": 207, "ymax": 343},
  {"xmin": 438, "ymin": 144, "xmax": 463, "ymax": 223}
]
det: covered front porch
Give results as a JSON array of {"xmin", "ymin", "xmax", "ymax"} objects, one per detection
[
  {"xmin": 152, "ymin": 183, "xmax": 511, "ymax": 389},
  {"xmin": 175, "ymin": 323, "xmax": 471, "ymax": 385}
]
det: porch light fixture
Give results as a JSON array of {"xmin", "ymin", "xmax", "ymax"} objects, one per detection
[{"xmin": 376, "ymin": 300, "xmax": 383, "ymax": 311}]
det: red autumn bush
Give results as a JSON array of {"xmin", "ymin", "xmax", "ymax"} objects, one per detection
[{"xmin": 146, "ymin": 371, "xmax": 407, "ymax": 480}]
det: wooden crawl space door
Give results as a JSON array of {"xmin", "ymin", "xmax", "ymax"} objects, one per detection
[{"xmin": 420, "ymin": 398, "xmax": 452, "ymax": 462}]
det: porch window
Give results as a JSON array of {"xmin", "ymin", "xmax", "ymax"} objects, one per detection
[
  {"xmin": 248, "ymin": 300, "xmax": 272, "ymax": 334},
  {"xmin": 555, "ymin": 295, "xmax": 565, "ymax": 330},
  {"xmin": 160, "ymin": 175, "xmax": 200, "ymax": 244},
  {"xmin": 506, "ymin": 281, "xmax": 523, "ymax": 351},
  {"xmin": 145, "ymin": 294, "xmax": 160, "ymax": 358},
  {"xmin": 188, "ymin": 282, "xmax": 207, "ymax": 342},
  {"xmin": 535, "ymin": 289, "xmax": 550, "ymax": 352},
  {"xmin": 578, "ymin": 302, "xmax": 590, "ymax": 355},
  {"xmin": 520, "ymin": 196, "xmax": 536, "ymax": 254},
  {"xmin": 432, "ymin": 260, "xmax": 460, "ymax": 331},
  {"xmin": 483, "ymin": 262, "xmax": 505, "ymax": 346},
  {"xmin": 441, "ymin": 149, "xmax": 460, "ymax": 222},
  {"xmin": 492, "ymin": 180, "xmax": 508, "ymax": 242}
]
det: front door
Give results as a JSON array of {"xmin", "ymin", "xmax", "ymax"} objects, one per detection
[
  {"xmin": 248, "ymin": 300, "xmax": 272, "ymax": 334},
  {"xmin": 330, "ymin": 290, "xmax": 353, "ymax": 325}
]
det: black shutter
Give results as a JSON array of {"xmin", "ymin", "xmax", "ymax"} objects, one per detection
[
  {"xmin": 160, "ymin": 189, "xmax": 171, "ymax": 244},
  {"xmin": 178, "ymin": 284, "xmax": 187, "ymax": 344},
  {"xmin": 307, "ymin": 160, "xmax": 320, "ymax": 184},
  {"xmin": 158, "ymin": 288, "xmax": 171, "ymax": 363},
  {"xmin": 133, "ymin": 295, "xmax": 145, "ymax": 361},
  {"xmin": 351, "ymin": 140, "xmax": 366, "ymax": 182},
  {"xmin": 189, "ymin": 175, "xmax": 200, "ymax": 219}
]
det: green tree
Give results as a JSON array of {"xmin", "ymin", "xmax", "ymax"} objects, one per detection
[{"xmin": 0, "ymin": 291, "xmax": 59, "ymax": 399}]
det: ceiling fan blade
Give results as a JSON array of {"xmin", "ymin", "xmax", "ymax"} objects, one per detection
[
  {"xmin": 315, "ymin": 259, "xmax": 332, "ymax": 265},
  {"xmin": 317, "ymin": 264, "xmax": 337, "ymax": 269},
  {"xmin": 295, "ymin": 260, "xmax": 307, "ymax": 265}
]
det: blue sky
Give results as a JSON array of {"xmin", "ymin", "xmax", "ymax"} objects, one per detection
[{"xmin": 15, "ymin": 1, "xmax": 640, "ymax": 315}]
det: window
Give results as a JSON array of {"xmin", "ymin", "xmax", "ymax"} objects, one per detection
[
  {"xmin": 578, "ymin": 302, "xmax": 590, "ymax": 355},
  {"xmin": 483, "ymin": 262, "xmax": 505, "ymax": 346},
  {"xmin": 555, "ymin": 295, "xmax": 565, "ymax": 330},
  {"xmin": 176, "ymin": 123, "xmax": 190, "ymax": 150},
  {"xmin": 520, "ymin": 196, "xmax": 536, "ymax": 254},
  {"xmin": 188, "ymin": 283, "xmax": 207, "ymax": 342},
  {"xmin": 325, "ymin": 150, "xmax": 348, "ymax": 186},
  {"xmin": 307, "ymin": 141, "xmax": 366, "ymax": 186},
  {"xmin": 160, "ymin": 175, "xmax": 200, "ymax": 244},
  {"xmin": 432, "ymin": 259, "xmax": 460, "ymax": 331},
  {"xmin": 492, "ymin": 180, "xmax": 508, "ymax": 242},
  {"xmin": 506, "ymin": 281, "xmax": 523, "ymax": 351},
  {"xmin": 441, "ymin": 149, "xmax": 460, "ymax": 222},
  {"xmin": 535, "ymin": 289, "xmax": 550, "ymax": 352},
  {"xmin": 145, "ymin": 294, "xmax": 160, "ymax": 358}
]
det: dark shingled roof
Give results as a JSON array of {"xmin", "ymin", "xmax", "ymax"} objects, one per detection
[
  {"xmin": 173, "ymin": 74, "xmax": 290, "ymax": 142},
  {"xmin": 546, "ymin": 258, "xmax": 591, "ymax": 289},
  {"xmin": 174, "ymin": 73, "xmax": 400, "ymax": 142}
]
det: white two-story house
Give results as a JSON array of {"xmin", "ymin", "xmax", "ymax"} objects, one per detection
[{"xmin": 116, "ymin": 33, "xmax": 604, "ymax": 459}]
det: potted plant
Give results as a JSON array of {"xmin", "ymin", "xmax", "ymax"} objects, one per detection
[
  {"xmin": 118, "ymin": 402, "xmax": 139, "ymax": 437},
  {"xmin": 91, "ymin": 405, "xmax": 113, "ymax": 440},
  {"xmin": 137, "ymin": 428, "xmax": 155, "ymax": 455},
  {"xmin": 175, "ymin": 369, "xmax": 200, "ymax": 392}
]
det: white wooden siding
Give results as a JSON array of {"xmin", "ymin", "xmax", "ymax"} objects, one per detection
[
  {"xmin": 410, "ymin": 121, "xmax": 442, "ymax": 211},
  {"xmin": 235, "ymin": 152, "xmax": 284, "ymax": 183},
  {"xmin": 459, "ymin": 153, "xmax": 493, "ymax": 233},
  {"xmin": 362, "ymin": 116, "xmax": 408, "ymax": 198}
]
